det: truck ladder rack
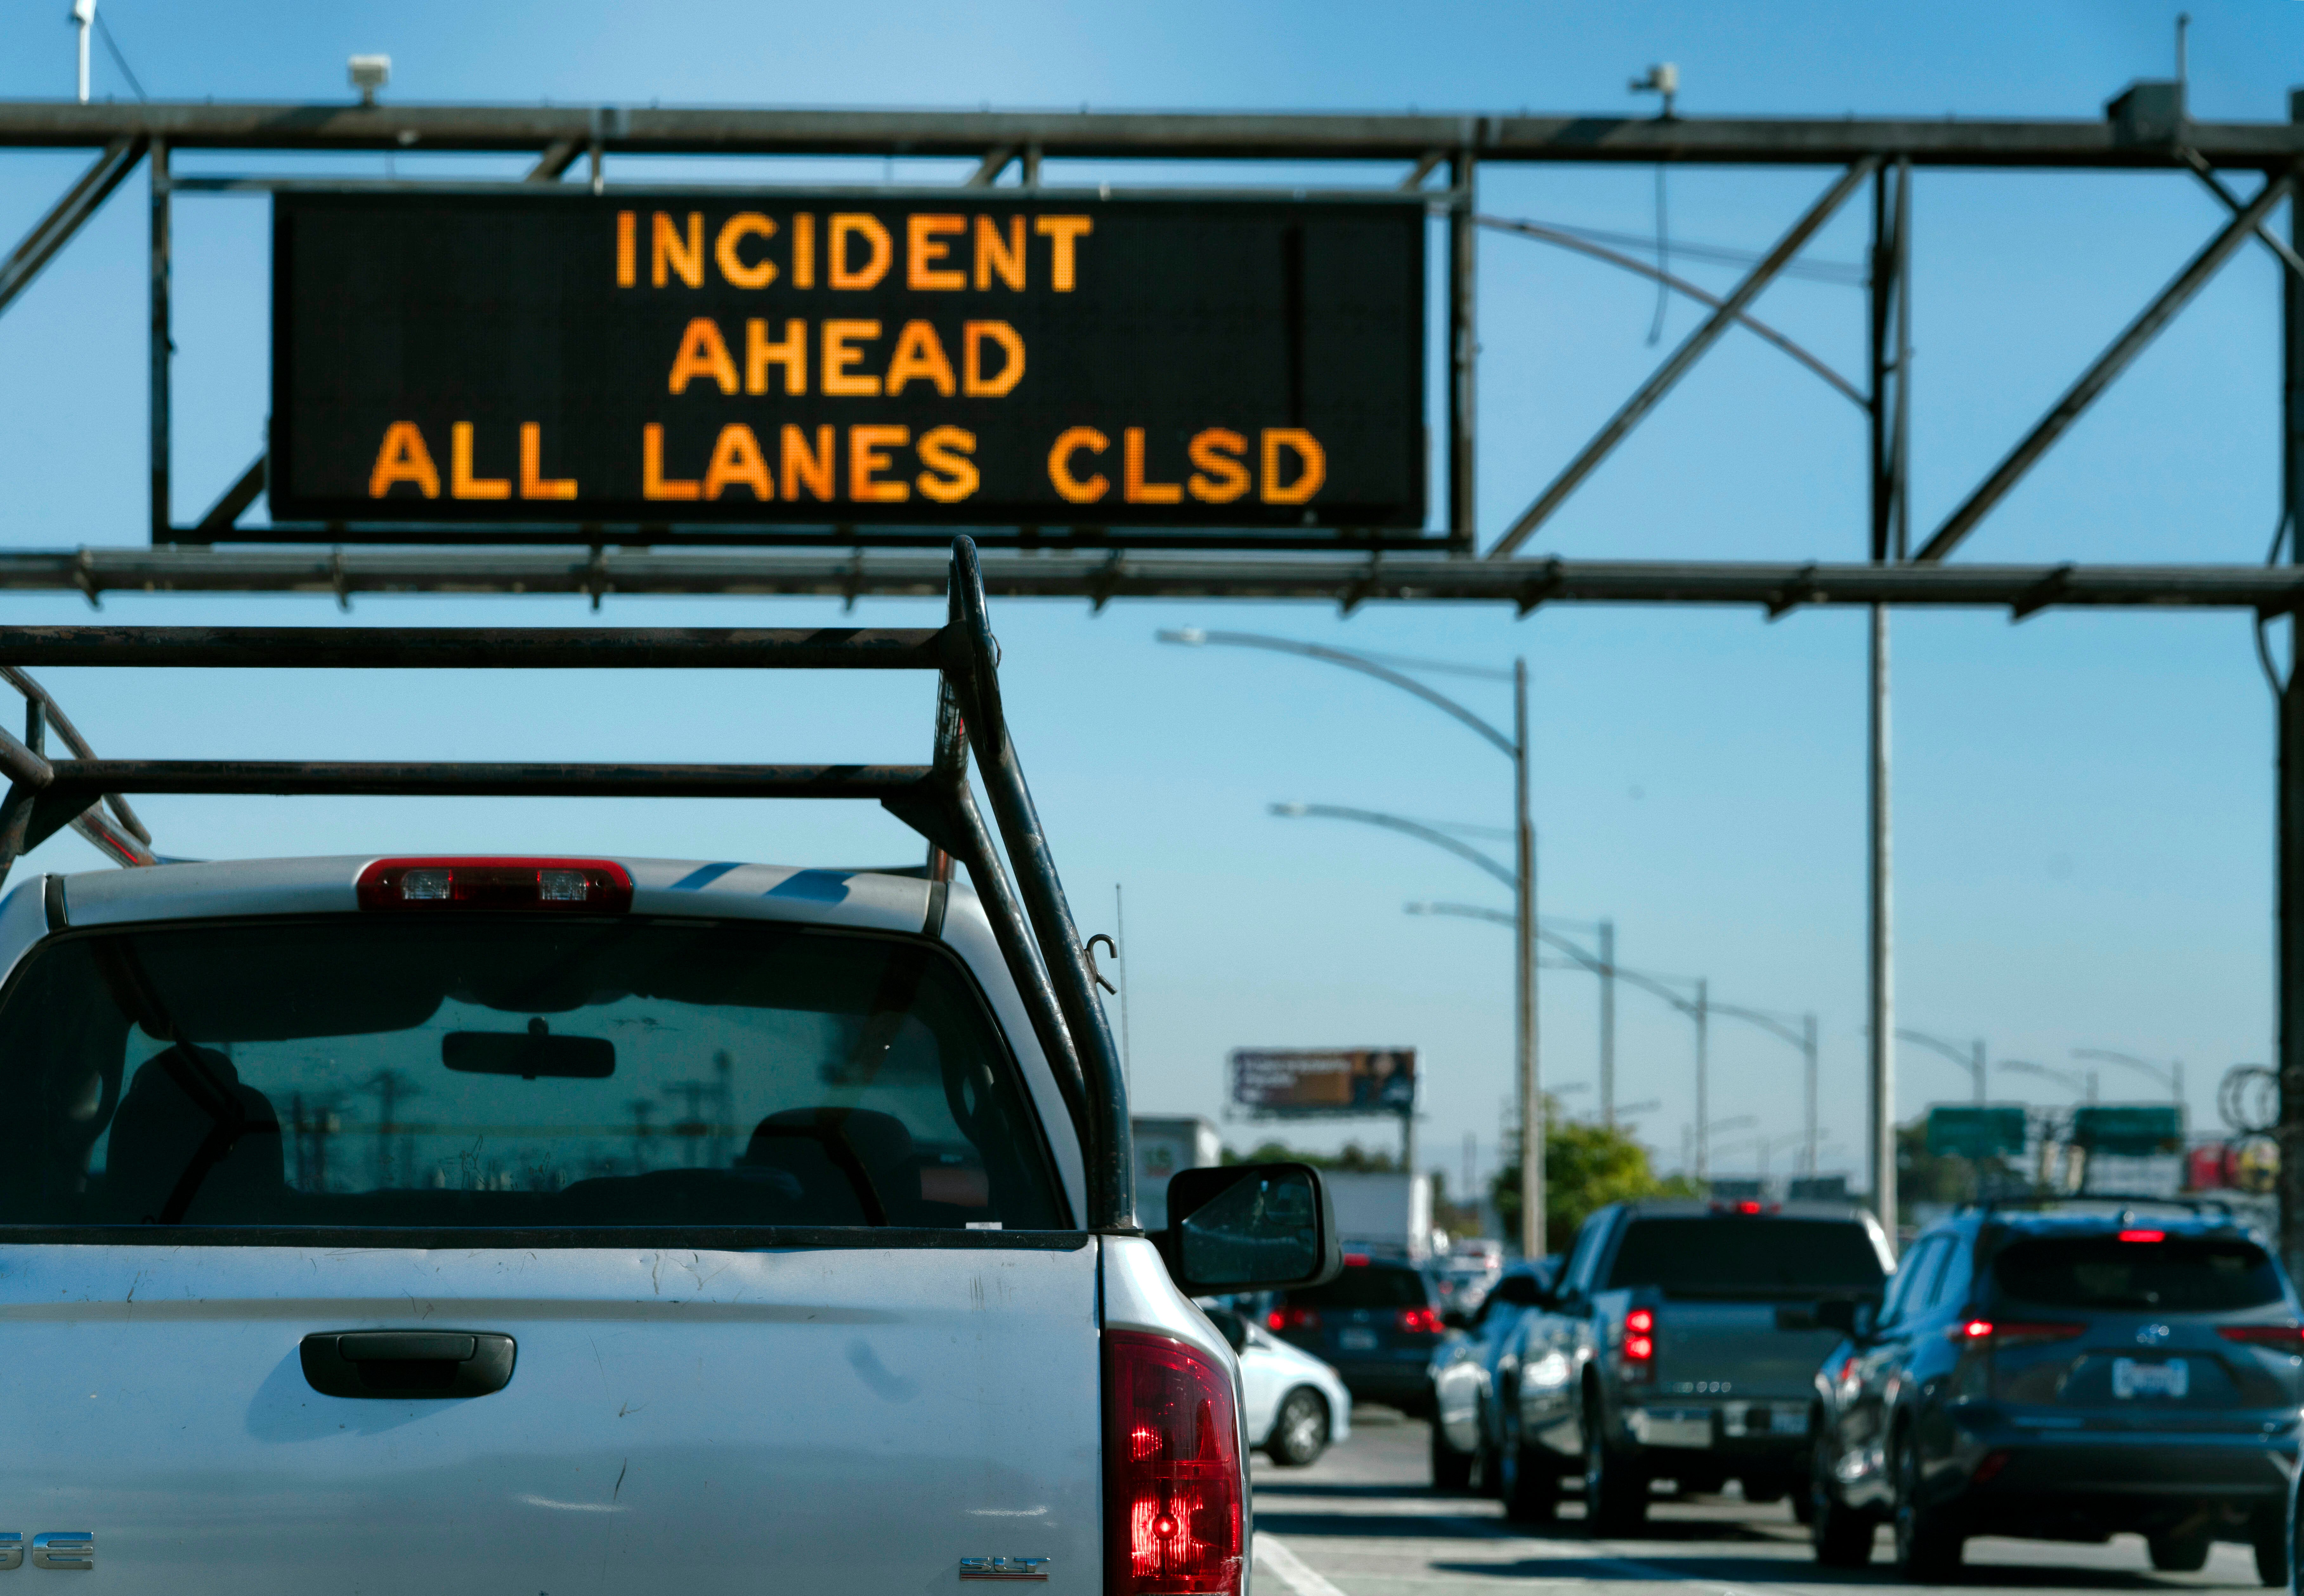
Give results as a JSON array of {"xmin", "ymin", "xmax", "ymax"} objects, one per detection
[{"xmin": 0, "ymin": 537, "xmax": 1138, "ymax": 1233}]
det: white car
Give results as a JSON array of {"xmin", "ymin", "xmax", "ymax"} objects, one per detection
[{"xmin": 1203, "ymin": 1304, "xmax": 1353, "ymax": 1467}]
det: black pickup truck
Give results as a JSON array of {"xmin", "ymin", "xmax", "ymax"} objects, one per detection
[{"xmin": 1494, "ymin": 1198, "xmax": 1893, "ymax": 1527}]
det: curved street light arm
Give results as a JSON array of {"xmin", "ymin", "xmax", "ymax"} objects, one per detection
[
  {"xmin": 1407, "ymin": 900, "xmax": 1706, "ymax": 1019},
  {"xmin": 1162, "ymin": 630, "xmax": 1515, "ymax": 758},
  {"xmin": 1897, "ymin": 1027, "xmax": 1988, "ymax": 1096},
  {"xmin": 1276, "ymin": 803, "xmax": 1516, "ymax": 891},
  {"xmin": 2072, "ymin": 1048, "xmax": 2177, "ymax": 1095},
  {"xmin": 1997, "ymin": 1058, "xmax": 2088, "ymax": 1098},
  {"xmin": 1475, "ymin": 214, "xmax": 1866, "ymax": 409},
  {"xmin": 1709, "ymin": 998, "xmax": 1809, "ymax": 1056}
]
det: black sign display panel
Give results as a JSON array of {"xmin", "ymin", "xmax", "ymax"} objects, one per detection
[{"xmin": 269, "ymin": 191, "xmax": 1427, "ymax": 538}]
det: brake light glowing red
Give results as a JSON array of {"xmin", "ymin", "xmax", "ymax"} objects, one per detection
[
  {"xmin": 1623, "ymin": 1308, "xmax": 1655, "ymax": 1364},
  {"xmin": 1105, "ymin": 1331, "xmax": 1242, "ymax": 1596},
  {"xmin": 1953, "ymin": 1319, "xmax": 2085, "ymax": 1347},
  {"xmin": 1397, "ymin": 1308, "xmax": 1444, "ymax": 1335},
  {"xmin": 2118, "ymin": 1229, "xmax": 2166, "ymax": 1243},
  {"xmin": 1267, "ymin": 1306, "xmax": 1319, "ymax": 1333},
  {"xmin": 2218, "ymin": 1325, "xmax": 2304, "ymax": 1348},
  {"xmin": 1342, "ymin": 1253, "xmax": 1370, "ymax": 1267},
  {"xmin": 357, "ymin": 857, "xmax": 633, "ymax": 913}
]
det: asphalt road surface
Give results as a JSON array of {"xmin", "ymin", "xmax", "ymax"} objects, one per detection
[{"xmin": 1248, "ymin": 1410, "xmax": 2271, "ymax": 1596}]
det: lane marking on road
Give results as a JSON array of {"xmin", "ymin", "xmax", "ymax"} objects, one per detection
[{"xmin": 1255, "ymin": 1532, "xmax": 1352, "ymax": 1596}]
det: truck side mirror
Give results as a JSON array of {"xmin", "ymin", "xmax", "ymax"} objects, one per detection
[{"xmin": 1161, "ymin": 1163, "xmax": 1343, "ymax": 1296}]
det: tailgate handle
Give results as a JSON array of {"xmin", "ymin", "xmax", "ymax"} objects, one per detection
[{"xmin": 299, "ymin": 1331, "xmax": 517, "ymax": 1399}]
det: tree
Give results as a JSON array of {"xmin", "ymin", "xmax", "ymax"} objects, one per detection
[
  {"xmin": 1221, "ymin": 1138, "xmax": 1400, "ymax": 1172},
  {"xmin": 1491, "ymin": 1097, "xmax": 1695, "ymax": 1253}
]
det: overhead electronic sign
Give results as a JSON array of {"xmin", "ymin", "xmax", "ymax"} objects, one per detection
[
  {"xmin": 269, "ymin": 191, "xmax": 1426, "ymax": 539},
  {"xmin": 1229, "ymin": 1048, "xmax": 1417, "ymax": 1117}
]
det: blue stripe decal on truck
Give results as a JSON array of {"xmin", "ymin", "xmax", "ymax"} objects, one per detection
[{"xmin": 668, "ymin": 862, "xmax": 743, "ymax": 890}]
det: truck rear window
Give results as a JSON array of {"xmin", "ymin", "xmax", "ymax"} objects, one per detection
[
  {"xmin": 1604, "ymin": 1217, "xmax": 1886, "ymax": 1297},
  {"xmin": 0, "ymin": 918, "xmax": 1066, "ymax": 1233},
  {"xmin": 1991, "ymin": 1235, "xmax": 2283, "ymax": 1311},
  {"xmin": 1285, "ymin": 1263, "xmax": 1431, "ymax": 1309}
]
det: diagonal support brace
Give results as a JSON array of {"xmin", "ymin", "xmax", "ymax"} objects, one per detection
[
  {"xmin": 0, "ymin": 136, "xmax": 145, "ymax": 319},
  {"xmin": 1916, "ymin": 172, "xmax": 2295, "ymax": 564},
  {"xmin": 1487, "ymin": 157, "xmax": 1879, "ymax": 559}
]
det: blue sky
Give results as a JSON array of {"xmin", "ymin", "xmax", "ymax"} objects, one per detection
[{"xmin": 0, "ymin": 0, "xmax": 2297, "ymax": 1200}]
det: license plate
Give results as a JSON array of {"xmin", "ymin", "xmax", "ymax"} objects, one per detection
[
  {"xmin": 2111, "ymin": 1357, "xmax": 2189, "ymax": 1399},
  {"xmin": 1337, "ymin": 1328, "xmax": 1379, "ymax": 1351},
  {"xmin": 1770, "ymin": 1408, "xmax": 1809, "ymax": 1436}
]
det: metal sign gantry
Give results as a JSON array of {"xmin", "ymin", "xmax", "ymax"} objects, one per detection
[{"xmin": 4, "ymin": 87, "xmax": 2304, "ymax": 1262}]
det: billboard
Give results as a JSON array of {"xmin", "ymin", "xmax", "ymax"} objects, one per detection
[
  {"xmin": 270, "ymin": 191, "xmax": 1427, "ymax": 537},
  {"xmin": 1229, "ymin": 1048, "xmax": 1416, "ymax": 1116}
]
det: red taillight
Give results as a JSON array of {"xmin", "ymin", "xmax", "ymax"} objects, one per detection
[
  {"xmin": 2118, "ymin": 1229, "xmax": 2166, "ymax": 1243},
  {"xmin": 2219, "ymin": 1325, "xmax": 2304, "ymax": 1348},
  {"xmin": 1342, "ymin": 1253, "xmax": 1370, "ymax": 1267},
  {"xmin": 1398, "ymin": 1307, "xmax": 1443, "ymax": 1335},
  {"xmin": 1626, "ymin": 1308, "xmax": 1655, "ymax": 1335},
  {"xmin": 1952, "ymin": 1319, "xmax": 2086, "ymax": 1348},
  {"xmin": 356, "ymin": 857, "xmax": 633, "ymax": 913},
  {"xmin": 1622, "ymin": 1307, "xmax": 1655, "ymax": 1369},
  {"xmin": 1268, "ymin": 1306, "xmax": 1319, "ymax": 1333},
  {"xmin": 1105, "ymin": 1331, "xmax": 1242, "ymax": 1596}
]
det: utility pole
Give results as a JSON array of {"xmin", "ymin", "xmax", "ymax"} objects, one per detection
[
  {"xmin": 1869, "ymin": 157, "xmax": 1912, "ymax": 1250},
  {"xmin": 1804, "ymin": 1013, "xmax": 1820, "ymax": 1178},
  {"xmin": 1693, "ymin": 977, "xmax": 1710, "ymax": 1181},
  {"xmin": 2286, "ymin": 97, "xmax": 2304, "ymax": 1283},
  {"xmin": 1599, "ymin": 917, "xmax": 1617, "ymax": 1128},
  {"xmin": 1515, "ymin": 658, "xmax": 1543, "ymax": 1259}
]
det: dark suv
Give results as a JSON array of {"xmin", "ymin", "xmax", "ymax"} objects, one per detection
[
  {"xmin": 1809, "ymin": 1199, "xmax": 2299, "ymax": 1582},
  {"xmin": 1269, "ymin": 1254, "xmax": 1445, "ymax": 1413}
]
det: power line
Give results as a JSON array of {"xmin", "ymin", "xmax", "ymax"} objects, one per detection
[{"xmin": 93, "ymin": 9, "xmax": 147, "ymax": 102}]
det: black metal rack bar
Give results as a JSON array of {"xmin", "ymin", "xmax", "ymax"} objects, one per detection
[{"xmin": 0, "ymin": 537, "xmax": 1138, "ymax": 1234}]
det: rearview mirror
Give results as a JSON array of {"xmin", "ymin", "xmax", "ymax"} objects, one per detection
[
  {"xmin": 1161, "ymin": 1163, "xmax": 1342, "ymax": 1296},
  {"xmin": 442, "ymin": 1026, "xmax": 614, "ymax": 1080}
]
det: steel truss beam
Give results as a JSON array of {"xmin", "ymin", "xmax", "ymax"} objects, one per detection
[
  {"xmin": 1488, "ymin": 160, "xmax": 1878, "ymax": 558},
  {"xmin": 1916, "ymin": 172, "xmax": 2298, "ymax": 564},
  {"xmin": 3, "ymin": 102, "xmax": 2303, "ymax": 170},
  {"xmin": 0, "ymin": 547, "xmax": 2298, "ymax": 614},
  {"xmin": 0, "ymin": 134, "xmax": 142, "ymax": 317}
]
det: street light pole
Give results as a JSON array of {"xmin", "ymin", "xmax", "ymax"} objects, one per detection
[
  {"xmin": 2073, "ymin": 1048, "xmax": 2185, "ymax": 1110},
  {"xmin": 1898, "ymin": 1028, "xmax": 1989, "ymax": 1105},
  {"xmin": 1168, "ymin": 629, "xmax": 1540, "ymax": 1253},
  {"xmin": 1515, "ymin": 659, "xmax": 1543, "ymax": 1259}
]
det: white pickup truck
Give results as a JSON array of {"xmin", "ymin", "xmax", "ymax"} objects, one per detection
[{"xmin": 0, "ymin": 540, "xmax": 1338, "ymax": 1595}]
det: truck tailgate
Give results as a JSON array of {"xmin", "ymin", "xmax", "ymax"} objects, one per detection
[
  {"xmin": 1654, "ymin": 1300, "xmax": 1840, "ymax": 1399},
  {"xmin": 0, "ymin": 1241, "xmax": 1100, "ymax": 1594}
]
